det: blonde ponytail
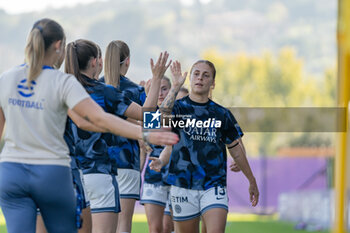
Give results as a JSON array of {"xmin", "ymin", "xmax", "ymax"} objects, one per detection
[
  {"xmin": 24, "ymin": 27, "xmax": 45, "ymax": 86},
  {"xmin": 104, "ymin": 41, "xmax": 121, "ymax": 87},
  {"xmin": 104, "ymin": 40, "xmax": 130, "ymax": 87},
  {"xmin": 24, "ymin": 19, "xmax": 65, "ymax": 87}
]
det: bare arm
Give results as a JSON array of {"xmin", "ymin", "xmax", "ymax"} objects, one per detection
[
  {"xmin": 159, "ymin": 61, "xmax": 187, "ymax": 120},
  {"xmin": 0, "ymin": 107, "xmax": 4, "ymax": 140},
  {"xmin": 143, "ymin": 52, "xmax": 171, "ymax": 110},
  {"xmin": 124, "ymin": 102, "xmax": 143, "ymax": 121},
  {"xmin": 72, "ymin": 98, "xmax": 179, "ymax": 146},
  {"xmin": 227, "ymin": 138, "xmax": 259, "ymax": 206},
  {"xmin": 149, "ymin": 145, "xmax": 172, "ymax": 172},
  {"xmin": 68, "ymin": 109, "xmax": 105, "ymax": 132},
  {"xmin": 123, "ymin": 52, "xmax": 172, "ymax": 121},
  {"xmin": 139, "ymin": 142, "xmax": 147, "ymax": 171}
]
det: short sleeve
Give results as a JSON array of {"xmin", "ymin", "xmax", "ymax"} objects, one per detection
[
  {"xmin": 222, "ymin": 109, "xmax": 244, "ymax": 145},
  {"xmin": 104, "ymin": 85, "xmax": 132, "ymax": 117},
  {"xmin": 60, "ymin": 75, "xmax": 90, "ymax": 110},
  {"xmin": 139, "ymin": 90, "xmax": 146, "ymax": 106}
]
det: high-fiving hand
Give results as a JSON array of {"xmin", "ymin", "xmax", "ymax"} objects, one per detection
[
  {"xmin": 170, "ymin": 60, "xmax": 187, "ymax": 88},
  {"xmin": 151, "ymin": 51, "xmax": 172, "ymax": 80}
]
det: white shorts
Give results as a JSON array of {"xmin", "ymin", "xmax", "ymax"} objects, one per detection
[
  {"xmin": 116, "ymin": 169, "xmax": 141, "ymax": 199},
  {"xmin": 140, "ymin": 183, "xmax": 170, "ymax": 207},
  {"xmin": 170, "ymin": 186, "xmax": 228, "ymax": 221},
  {"xmin": 83, "ymin": 173, "xmax": 121, "ymax": 213}
]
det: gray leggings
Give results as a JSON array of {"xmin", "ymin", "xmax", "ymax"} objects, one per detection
[{"xmin": 0, "ymin": 162, "xmax": 77, "ymax": 233}]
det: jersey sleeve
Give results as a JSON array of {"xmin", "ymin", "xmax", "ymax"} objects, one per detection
[
  {"xmin": 60, "ymin": 75, "xmax": 90, "ymax": 110},
  {"xmin": 139, "ymin": 90, "xmax": 146, "ymax": 106},
  {"xmin": 104, "ymin": 85, "xmax": 132, "ymax": 118},
  {"xmin": 222, "ymin": 109, "xmax": 244, "ymax": 145}
]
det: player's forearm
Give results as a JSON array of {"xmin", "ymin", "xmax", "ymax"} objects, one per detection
[
  {"xmin": 95, "ymin": 112, "xmax": 143, "ymax": 140},
  {"xmin": 140, "ymin": 148, "xmax": 147, "ymax": 171},
  {"xmin": 68, "ymin": 109, "xmax": 105, "ymax": 132},
  {"xmin": 159, "ymin": 145, "xmax": 172, "ymax": 167},
  {"xmin": 228, "ymin": 141, "xmax": 256, "ymax": 183},
  {"xmin": 143, "ymin": 78, "xmax": 161, "ymax": 110},
  {"xmin": 160, "ymin": 85, "xmax": 181, "ymax": 114},
  {"xmin": 74, "ymin": 98, "xmax": 145, "ymax": 140}
]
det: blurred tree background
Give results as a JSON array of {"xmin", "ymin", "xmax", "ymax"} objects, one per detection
[
  {"xmin": 0, "ymin": 0, "xmax": 337, "ymax": 156},
  {"xmin": 200, "ymin": 48, "xmax": 336, "ymax": 156}
]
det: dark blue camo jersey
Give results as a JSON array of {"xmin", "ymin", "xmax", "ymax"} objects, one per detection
[
  {"xmin": 166, "ymin": 96, "xmax": 243, "ymax": 190},
  {"xmin": 100, "ymin": 76, "xmax": 146, "ymax": 170},
  {"xmin": 71, "ymin": 75, "xmax": 132, "ymax": 175},
  {"xmin": 144, "ymin": 144, "xmax": 170, "ymax": 186},
  {"xmin": 64, "ymin": 117, "xmax": 79, "ymax": 169}
]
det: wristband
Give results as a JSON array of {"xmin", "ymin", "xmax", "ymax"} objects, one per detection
[{"xmin": 142, "ymin": 131, "xmax": 151, "ymax": 147}]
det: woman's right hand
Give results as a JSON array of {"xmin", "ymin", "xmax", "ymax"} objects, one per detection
[
  {"xmin": 170, "ymin": 60, "xmax": 187, "ymax": 88},
  {"xmin": 147, "ymin": 131, "xmax": 179, "ymax": 146},
  {"xmin": 150, "ymin": 51, "xmax": 172, "ymax": 80}
]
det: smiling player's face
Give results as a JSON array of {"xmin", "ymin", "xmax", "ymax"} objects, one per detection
[{"xmin": 190, "ymin": 63, "xmax": 215, "ymax": 96}]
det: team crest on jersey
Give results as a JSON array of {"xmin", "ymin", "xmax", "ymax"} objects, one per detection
[
  {"xmin": 8, "ymin": 79, "xmax": 44, "ymax": 110},
  {"xmin": 17, "ymin": 79, "xmax": 36, "ymax": 97}
]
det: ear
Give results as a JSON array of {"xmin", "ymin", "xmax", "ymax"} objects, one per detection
[
  {"xmin": 125, "ymin": 57, "xmax": 130, "ymax": 67},
  {"xmin": 53, "ymin": 40, "xmax": 62, "ymax": 51},
  {"xmin": 211, "ymin": 80, "xmax": 215, "ymax": 90},
  {"xmin": 91, "ymin": 58, "xmax": 97, "ymax": 68}
]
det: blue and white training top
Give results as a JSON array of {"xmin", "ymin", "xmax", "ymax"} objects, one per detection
[
  {"xmin": 100, "ymin": 75, "xmax": 146, "ymax": 171},
  {"xmin": 166, "ymin": 96, "xmax": 243, "ymax": 190},
  {"xmin": 0, "ymin": 65, "xmax": 89, "ymax": 167},
  {"xmin": 72, "ymin": 74, "xmax": 132, "ymax": 175}
]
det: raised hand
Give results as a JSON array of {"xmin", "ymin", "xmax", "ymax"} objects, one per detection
[
  {"xmin": 149, "ymin": 157, "xmax": 163, "ymax": 172},
  {"xmin": 170, "ymin": 60, "xmax": 187, "ymax": 88},
  {"xmin": 150, "ymin": 51, "xmax": 172, "ymax": 80}
]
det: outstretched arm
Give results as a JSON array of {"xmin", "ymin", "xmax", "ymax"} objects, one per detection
[
  {"xmin": 143, "ymin": 51, "xmax": 172, "ymax": 110},
  {"xmin": 159, "ymin": 61, "xmax": 187, "ymax": 120},
  {"xmin": 68, "ymin": 109, "xmax": 105, "ymax": 132},
  {"xmin": 72, "ymin": 98, "xmax": 179, "ymax": 146},
  {"xmin": 227, "ymin": 138, "xmax": 259, "ymax": 207},
  {"xmin": 123, "ymin": 52, "xmax": 171, "ymax": 121}
]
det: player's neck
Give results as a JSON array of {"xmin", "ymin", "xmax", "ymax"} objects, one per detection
[
  {"xmin": 80, "ymin": 70, "xmax": 95, "ymax": 80},
  {"xmin": 189, "ymin": 93, "xmax": 209, "ymax": 103}
]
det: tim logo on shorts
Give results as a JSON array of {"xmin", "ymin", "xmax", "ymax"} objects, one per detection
[{"xmin": 143, "ymin": 110, "xmax": 161, "ymax": 129}]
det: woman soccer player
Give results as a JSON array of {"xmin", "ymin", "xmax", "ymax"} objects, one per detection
[
  {"xmin": 102, "ymin": 40, "xmax": 153, "ymax": 233},
  {"xmin": 36, "ymin": 42, "xmax": 107, "ymax": 233},
  {"xmin": 150, "ymin": 60, "xmax": 259, "ymax": 233},
  {"xmin": 140, "ymin": 76, "xmax": 177, "ymax": 233},
  {"xmin": 65, "ymin": 39, "xmax": 174, "ymax": 233},
  {"xmin": 0, "ymin": 18, "xmax": 178, "ymax": 233}
]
